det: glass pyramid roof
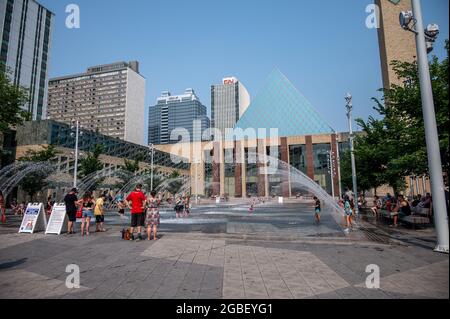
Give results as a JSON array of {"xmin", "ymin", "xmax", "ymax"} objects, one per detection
[{"xmin": 231, "ymin": 69, "xmax": 335, "ymax": 139}]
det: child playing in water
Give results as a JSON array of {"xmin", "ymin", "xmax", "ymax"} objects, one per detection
[
  {"xmin": 313, "ymin": 196, "xmax": 321, "ymax": 223},
  {"xmin": 249, "ymin": 198, "xmax": 256, "ymax": 213},
  {"xmin": 343, "ymin": 195, "xmax": 353, "ymax": 233},
  {"xmin": 174, "ymin": 195, "xmax": 184, "ymax": 218}
]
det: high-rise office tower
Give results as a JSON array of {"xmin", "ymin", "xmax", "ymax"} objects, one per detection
[
  {"xmin": 47, "ymin": 61, "xmax": 146, "ymax": 145},
  {"xmin": 0, "ymin": 0, "xmax": 54, "ymax": 120},
  {"xmin": 211, "ymin": 77, "xmax": 250, "ymax": 136},
  {"xmin": 148, "ymin": 89, "xmax": 210, "ymax": 145}
]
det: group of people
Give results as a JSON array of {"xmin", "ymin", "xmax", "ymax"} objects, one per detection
[
  {"xmin": 369, "ymin": 193, "xmax": 432, "ymax": 227},
  {"xmin": 9, "ymin": 198, "xmax": 26, "ymax": 216},
  {"xmin": 174, "ymin": 194, "xmax": 191, "ymax": 218},
  {"xmin": 63, "ymin": 184, "xmax": 164, "ymax": 241},
  {"xmin": 124, "ymin": 184, "xmax": 161, "ymax": 241},
  {"xmin": 63, "ymin": 188, "xmax": 107, "ymax": 235}
]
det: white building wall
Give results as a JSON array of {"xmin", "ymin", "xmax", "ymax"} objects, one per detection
[
  {"xmin": 124, "ymin": 68, "xmax": 146, "ymax": 145},
  {"xmin": 238, "ymin": 82, "xmax": 250, "ymax": 118}
]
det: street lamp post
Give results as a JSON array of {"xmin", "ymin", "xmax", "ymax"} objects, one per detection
[
  {"xmin": 327, "ymin": 150, "xmax": 335, "ymax": 199},
  {"xmin": 71, "ymin": 121, "xmax": 83, "ymax": 188},
  {"xmin": 400, "ymin": 0, "xmax": 449, "ymax": 253},
  {"xmin": 345, "ymin": 93, "xmax": 358, "ymax": 215},
  {"xmin": 194, "ymin": 157, "xmax": 199, "ymax": 204},
  {"xmin": 335, "ymin": 133, "xmax": 343, "ymax": 198},
  {"xmin": 149, "ymin": 143, "xmax": 155, "ymax": 191}
]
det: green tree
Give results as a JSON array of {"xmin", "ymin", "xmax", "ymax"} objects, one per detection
[
  {"xmin": 123, "ymin": 154, "xmax": 144, "ymax": 173},
  {"xmin": 78, "ymin": 145, "xmax": 104, "ymax": 191},
  {"xmin": 142, "ymin": 167, "xmax": 163, "ymax": 192},
  {"xmin": 0, "ymin": 67, "xmax": 31, "ymax": 133},
  {"xmin": 343, "ymin": 40, "xmax": 449, "ymax": 192},
  {"xmin": 165, "ymin": 170, "xmax": 184, "ymax": 194},
  {"xmin": 18, "ymin": 145, "xmax": 60, "ymax": 201}
]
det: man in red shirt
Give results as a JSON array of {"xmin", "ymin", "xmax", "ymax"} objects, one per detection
[{"xmin": 126, "ymin": 184, "xmax": 147, "ymax": 241}]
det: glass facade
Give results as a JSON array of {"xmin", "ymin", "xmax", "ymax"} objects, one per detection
[
  {"xmin": 0, "ymin": 0, "xmax": 54, "ymax": 120},
  {"xmin": 15, "ymin": 120, "xmax": 189, "ymax": 171},
  {"xmin": 289, "ymin": 144, "xmax": 307, "ymax": 194},
  {"xmin": 224, "ymin": 148, "xmax": 235, "ymax": 197},
  {"xmin": 267, "ymin": 146, "xmax": 283, "ymax": 196},
  {"xmin": 312, "ymin": 143, "xmax": 332, "ymax": 194},
  {"xmin": 204, "ymin": 149, "xmax": 213, "ymax": 197},
  {"xmin": 234, "ymin": 69, "xmax": 334, "ymax": 138},
  {"xmin": 148, "ymin": 89, "xmax": 210, "ymax": 145},
  {"xmin": 245, "ymin": 147, "xmax": 258, "ymax": 196}
]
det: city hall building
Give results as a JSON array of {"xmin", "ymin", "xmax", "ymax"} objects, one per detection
[{"xmin": 156, "ymin": 69, "xmax": 352, "ymax": 198}]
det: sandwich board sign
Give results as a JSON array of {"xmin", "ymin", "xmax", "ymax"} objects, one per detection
[
  {"xmin": 19, "ymin": 203, "xmax": 47, "ymax": 234},
  {"xmin": 45, "ymin": 203, "xmax": 68, "ymax": 235}
]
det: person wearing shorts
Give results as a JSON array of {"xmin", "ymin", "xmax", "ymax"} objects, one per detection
[
  {"xmin": 146, "ymin": 190, "xmax": 160, "ymax": 240},
  {"xmin": 64, "ymin": 188, "xmax": 78, "ymax": 234},
  {"xmin": 344, "ymin": 195, "xmax": 353, "ymax": 233},
  {"xmin": 174, "ymin": 195, "xmax": 184, "ymax": 218},
  {"xmin": 78, "ymin": 191, "xmax": 95, "ymax": 236},
  {"xmin": 94, "ymin": 194, "xmax": 106, "ymax": 232},
  {"xmin": 313, "ymin": 196, "xmax": 321, "ymax": 223},
  {"xmin": 117, "ymin": 200, "xmax": 126, "ymax": 219},
  {"xmin": 126, "ymin": 184, "xmax": 146, "ymax": 241}
]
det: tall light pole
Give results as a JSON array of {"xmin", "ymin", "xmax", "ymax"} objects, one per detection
[
  {"xmin": 194, "ymin": 156, "xmax": 199, "ymax": 204},
  {"xmin": 149, "ymin": 143, "xmax": 155, "ymax": 191},
  {"xmin": 345, "ymin": 93, "xmax": 358, "ymax": 215},
  {"xmin": 335, "ymin": 133, "xmax": 343, "ymax": 198},
  {"xmin": 70, "ymin": 121, "xmax": 83, "ymax": 188},
  {"xmin": 400, "ymin": 0, "xmax": 448, "ymax": 253},
  {"xmin": 327, "ymin": 150, "xmax": 335, "ymax": 199}
]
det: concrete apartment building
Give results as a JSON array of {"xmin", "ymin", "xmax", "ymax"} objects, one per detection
[{"xmin": 47, "ymin": 61, "xmax": 146, "ymax": 145}]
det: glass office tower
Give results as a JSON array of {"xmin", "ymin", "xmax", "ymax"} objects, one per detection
[
  {"xmin": 0, "ymin": 0, "xmax": 54, "ymax": 120},
  {"xmin": 148, "ymin": 89, "xmax": 210, "ymax": 145}
]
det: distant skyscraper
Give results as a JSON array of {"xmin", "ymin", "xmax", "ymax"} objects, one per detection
[
  {"xmin": 211, "ymin": 77, "xmax": 250, "ymax": 136},
  {"xmin": 0, "ymin": 0, "xmax": 54, "ymax": 120},
  {"xmin": 148, "ymin": 89, "xmax": 210, "ymax": 145},
  {"xmin": 47, "ymin": 61, "xmax": 146, "ymax": 145}
]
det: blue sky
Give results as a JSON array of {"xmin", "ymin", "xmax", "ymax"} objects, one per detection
[{"xmin": 39, "ymin": 0, "xmax": 449, "ymax": 144}]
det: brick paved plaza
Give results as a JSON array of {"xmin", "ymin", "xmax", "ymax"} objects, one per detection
[{"xmin": 0, "ymin": 201, "xmax": 448, "ymax": 299}]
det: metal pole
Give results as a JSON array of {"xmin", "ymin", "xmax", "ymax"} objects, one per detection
[
  {"xmin": 195, "ymin": 157, "xmax": 199, "ymax": 204},
  {"xmin": 421, "ymin": 175, "xmax": 426, "ymax": 194},
  {"xmin": 335, "ymin": 133, "xmax": 343, "ymax": 198},
  {"xmin": 150, "ymin": 144, "xmax": 154, "ymax": 191},
  {"xmin": 328, "ymin": 150, "xmax": 335, "ymax": 199},
  {"xmin": 346, "ymin": 94, "xmax": 358, "ymax": 215},
  {"xmin": 73, "ymin": 121, "xmax": 79, "ymax": 188},
  {"xmin": 415, "ymin": 175, "xmax": 420, "ymax": 197},
  {"xmin": 412, "ymin": 0, "xmax": 448, "ymax": 253}
]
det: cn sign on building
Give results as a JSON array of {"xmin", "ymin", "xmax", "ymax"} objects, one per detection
[{"xmin": 223, "ymin": 77, "xmax": 237, "ymax": 85}]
